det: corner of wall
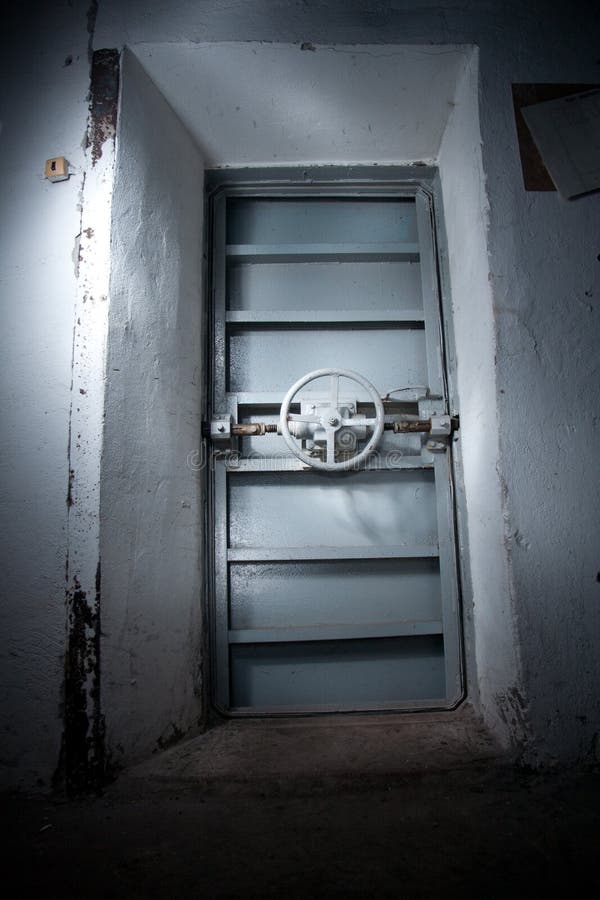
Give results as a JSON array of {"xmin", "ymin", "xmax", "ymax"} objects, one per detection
[
  {"xmin": 60, "ymin": 46, "xmax": 121, "ymax": 794},
  {"xmin": 436, "ymin": 45, "xmax": 531, "ymax": 755},
  {"xmin": 100, "ymin": 48, "xmax": 206, "ymax": 769}
]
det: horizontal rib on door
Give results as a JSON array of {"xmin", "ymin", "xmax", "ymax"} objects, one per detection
[
  {"xmin": 226, "ymin": 546, "xmax": 439, "ymax": 561},
  {"xmin": 226, "ymin": 309, "xmax": 425, "ymax": 324},
  {"xmin": 226, "ymin": 242, "xmax": 420, "ymax": 263},
  {"xmin": 228, "ymin": 621, "xmax": 443, "ymax": 643}
]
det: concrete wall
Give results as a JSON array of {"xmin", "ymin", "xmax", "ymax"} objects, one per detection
[
  {"xmin": 101, "ymin": 49, "xmax": 204, "ymax": 767},
  {"xmin": 0, "ymin": 1, "xmax": 91, "ymax": 789},
  {"xmin": 437, "ymin": 51, "xmax": 526, "ymax": 746},
  {"xmin": 482, "ymin": 66, "xmax": 600, "ymax": 764},
  {"xmin": 1, "ymin": 0, "xmax": 599, "ymax": 788}
]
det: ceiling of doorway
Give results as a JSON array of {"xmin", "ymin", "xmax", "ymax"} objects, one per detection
[{"xmin": 132, "ymin": 42, "xmax": 471, "ymax": 167}]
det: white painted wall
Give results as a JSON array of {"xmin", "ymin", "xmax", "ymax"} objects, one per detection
[
  {"xmin": 437, "ymin": 50, "xmax": 526, "ymax": 747},
  {"xmin": 100, "ymin": 49, "xmax": 205, "ymax": 766},
  {"xmin": 480, "ymin": 75, "xmax": 600, "ymax": 765},
  {"xmin": 0, "ymin": 1, "xmax": 90, "ymax": 789}
]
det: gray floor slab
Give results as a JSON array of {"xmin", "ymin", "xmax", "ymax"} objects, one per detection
[{"xmin": 128, "ymin": 703, "xmax": 506, "ymax": 790}]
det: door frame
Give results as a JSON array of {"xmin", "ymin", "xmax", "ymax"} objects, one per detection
[{"xmin": 203, "ymin": 165, "xmax": 465, "ymax": 717}]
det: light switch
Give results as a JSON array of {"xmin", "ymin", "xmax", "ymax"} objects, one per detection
[{"xmin": 45, "ymin": 157, "xmax": 69, "ymax": 182}]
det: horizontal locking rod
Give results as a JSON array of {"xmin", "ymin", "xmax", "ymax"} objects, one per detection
[
  {"xmin": 388, "ymin": 417, "xmax": 460, "ymax": 434},
  {"xmin": 223, "ymin": 417, "xmax": 459, "ymax": 437},
  {"xmin": 231, "ymin": 423, "xmax": 279, "ymax": 436}
]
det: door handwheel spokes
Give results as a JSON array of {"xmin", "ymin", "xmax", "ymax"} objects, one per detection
[{"xmin": 279, "ymin": 368, "xmax": 385, "ymax": 471}]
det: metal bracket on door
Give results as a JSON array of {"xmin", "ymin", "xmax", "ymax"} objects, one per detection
[{"xmin": 206, "ymin": 413, "xmax": 233, "ymax": 442}]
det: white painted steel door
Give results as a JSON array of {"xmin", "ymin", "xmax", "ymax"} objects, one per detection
[{"xmin": 207, "ymin": 175, "xmax": 462, "ymax": 714}]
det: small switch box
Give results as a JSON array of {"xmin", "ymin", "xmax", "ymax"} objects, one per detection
[{"xmin": 45, "ymin": 157, "xmax": 69, "ymax": 182}]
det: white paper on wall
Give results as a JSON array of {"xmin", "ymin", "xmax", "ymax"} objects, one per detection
[{"xmin": 521, "ymin": 89, "xmax": 600, "ymax": 199}]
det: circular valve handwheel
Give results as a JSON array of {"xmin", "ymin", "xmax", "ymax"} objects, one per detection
[{"xmin": 279, "ymin": 368, "xmax": 385, "ymax": 472}]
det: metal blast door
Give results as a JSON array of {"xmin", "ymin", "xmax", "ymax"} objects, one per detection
[{"xmin": 206, "ymin": 173, "xmax": 462, "ymax": 715}]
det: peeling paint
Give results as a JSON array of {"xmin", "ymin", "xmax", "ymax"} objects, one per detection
[
  {"xmin": 56, "ymin": 562, "xmax": 105, "ymax": 794},
  {"xmin": 72, "ymin": 233, "xmax": 81, "ymax": 278},
  {"xmin": 88, "ymin": 49, "xmax": 119, "ymax": 167}
]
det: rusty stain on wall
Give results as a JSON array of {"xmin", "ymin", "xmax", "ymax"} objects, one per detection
[
  {"xmin": 57, "ymin": 561, "xmax": 105, "ymax": 795},
  {"xmin": 88, "ymin": 49, "xmax": 120, "ymax": 166},
  {"xmin": 59, "ymin": 572, "xmax": 102, "ymax": 793}
]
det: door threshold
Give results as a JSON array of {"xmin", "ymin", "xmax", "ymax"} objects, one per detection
[{"xmin": 126, "ymin": 704, "xmax": 508, "ymax": 790}]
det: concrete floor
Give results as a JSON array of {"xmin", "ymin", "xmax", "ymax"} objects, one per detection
[{"xmin": 4, "ymin": 706, "xmax": 600, "ymax": 898}]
